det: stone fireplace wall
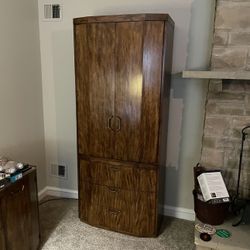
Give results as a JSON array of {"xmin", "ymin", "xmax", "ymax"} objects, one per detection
[{"xmin": 201, "ymin": 0, "xmax": 250, "ymax": 198}]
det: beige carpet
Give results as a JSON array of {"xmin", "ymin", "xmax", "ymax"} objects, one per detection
[{"xmin": 39, "ymin": 198, "xmax": 195, "ymax": 250}]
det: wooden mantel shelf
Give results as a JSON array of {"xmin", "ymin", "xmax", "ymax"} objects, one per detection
[{"xmin": 182, "ymin": 70, "xmax": 250, "ymax": 80}]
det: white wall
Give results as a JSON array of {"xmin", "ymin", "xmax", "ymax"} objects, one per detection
[
  {"xmin": 38, "ymin": 0, "xmax": 214, "ymax": 209},
  {"xmin": 0, "ymin": 0, "xmax": 46, "ymax": 190}
]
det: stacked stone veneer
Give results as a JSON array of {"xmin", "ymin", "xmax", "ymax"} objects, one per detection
[{"xmin": 201, "ymin": 0, "xmax": 250, "ymax": 198}]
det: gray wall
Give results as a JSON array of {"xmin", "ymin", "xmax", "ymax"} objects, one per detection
[
  {"xmin": 38, "ymin": 0, "xmax": 193, "ymax": 192},
  {"xmin": 0, "ymin": 0, "xmax": 46, "ymax": 190},
  {"xmin": 165, "ymin": 1, "xmax": 216, "ymax": 210}
]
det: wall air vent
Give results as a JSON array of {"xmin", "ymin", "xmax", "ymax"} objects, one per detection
[
  {"xmin": 51, "ymin": 164, "xmax": 68, "ymax": 179},
  {"xmin": 44, "ymin": 4, "xmax": 62, "ymax": 21}
]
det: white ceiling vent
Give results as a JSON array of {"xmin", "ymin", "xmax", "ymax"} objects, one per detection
[{"xmin": 43, "ymin": 4, "xmax": 62, "ymax": 21}]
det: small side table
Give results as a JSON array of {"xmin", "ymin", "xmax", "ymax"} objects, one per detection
[{"xmin": 0, "ymin": 167, "xmax": 40, "ymax": 250}]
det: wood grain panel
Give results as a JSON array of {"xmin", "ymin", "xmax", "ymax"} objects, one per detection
[
  {"xmin": 79, "ymin": 154, "xmax": 158, "ymax": 168},
  {"xmin": 74, "ymin": 14, "xmax": 174, "ymax": 25},
  {"xmin": 1, "ymin": 178, "xmax": 32, "ymax": 250},
  {"xmin": 158, "ymin": 20, "xmax": 174, "ymax": 226},
  {"xmin": 129, "ymin": 190, "xmax": 156, "ymax": 236},
  {"xmin": 79, "ymin": 182, "xmax": 127, "ymax": 228},
  {"xmin": 87, "ymin": 23, "xmax": 116, "ymax": 158},
  {"xmin": 79, "ymin": 182, "xmax": 156, "ymax": 236},
  {"xmin": 75, "ymin": 14, "xmax": 175, "ymax": 237},
  {"xmin": 0, "ymin": 201, "xmax": 6, "ymax": 250},
  {"xmin": 0, "ymin": 168, "xmax": 40, "ymax": 250},
  {"xmin": 74, "ymin": 24, "xmax": 89, "ymax": 155},
  {"xmin": 80, "ymin": 159, "xmax": 157, "ymax": 192},
  {"xmin": 140, "ymin": 21, "xmax": 165, "ymax": 164},
  {"xmin": 28, "ymin": 171, "xmax": 40, "ymax": 250},
  {"xmin": 114, "ymin": 21, "xmax": 143, "ymax": 162},
  {"xmin": 75, "ymin": 23, "xmax": 116, "ymax": 158}
]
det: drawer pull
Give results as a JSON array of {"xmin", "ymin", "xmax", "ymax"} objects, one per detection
[
  {"xmin": 107, "ymin": 187, "xmax": 119, "ymax": 193},
  {"xmin": 116, "ymin": 116, "xmax": 121, "ymax": 131},
  {"xmin": 11, "ymin": 185, "xmax": 25, "ymax": 195},
  {"xmin": 109, "ymin": 166, "xmax": 120, "ymax": 171},
  {"xmin": 108, "ymin": 208, "xmax": 121, "ymax": 215},
  {"xmin": 107, "ymin": 115, "xmax": 114, "ymax": 131}
]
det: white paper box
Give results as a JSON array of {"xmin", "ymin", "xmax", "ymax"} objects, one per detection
[{"xmin": 197, "ymin": 172, "xmax": 230, "ymax": 202}]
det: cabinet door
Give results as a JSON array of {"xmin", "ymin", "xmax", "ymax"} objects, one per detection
[
  {"xmin": 2, "ymin": 178, "xmax": 33, "ymax": 250},
  {"xmin": 114, "ymin": 21, "xmax": 164, "ymax": 164},
  {"xmin": 114, "ymin": 21, "xmax": 144, "ymax": 162},
  {"xmin": 75, "ymin": 23, "xmax": 116, "ymax": 158},
  {"xmin": 140, "ymin": 21, "xmax": 165, "ymax": 164}
]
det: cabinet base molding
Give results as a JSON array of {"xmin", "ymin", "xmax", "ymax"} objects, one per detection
[{"xmin": 79, "ymin": 217, "xmax": 158, "ymax": 238}]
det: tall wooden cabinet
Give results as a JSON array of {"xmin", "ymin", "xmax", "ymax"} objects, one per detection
[{"xmin": 74, "ymin": 14, "xmax": 174, "ymax": 236}]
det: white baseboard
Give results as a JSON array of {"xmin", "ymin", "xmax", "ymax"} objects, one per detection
[
  {"xmin": 38, "ymin": 186, "xmax": 195, "ymax": 221},
  {"xmin": 38, "ymin": 186, "xmax": 48, "ymax": 201},
  {"xmin": 161, "ymin": 205, "xmax": 195, "ymax": 221},
  {"xmin": 38, "ymin": 186, "xmax": 78, "ymax": 201}
]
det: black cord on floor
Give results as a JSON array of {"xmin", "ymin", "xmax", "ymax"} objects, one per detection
[{"xmin": 39, "ymin": 198, "xmax": 75, "ymax": 206}]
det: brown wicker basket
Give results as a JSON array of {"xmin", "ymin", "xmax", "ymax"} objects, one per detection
[
  {"xmin": 193, "ymin": 164, "xmax": 230, "ymax": 225},
  {"xmin": 193, "ymin": 190, "xmax": 229, "ymax": 225}
]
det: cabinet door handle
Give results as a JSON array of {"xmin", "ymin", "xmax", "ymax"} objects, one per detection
[
  {"xmin": 107, "ymin": 187, "xmax": 119, "ymax": 193},
  {"xmin": 109, "ymin": 166, "xmax": 120, "ymax": 171},
  {"xmin": 107, "ymin": 116, "xmax": 114, "ymax": 130},
  {"xmin": 108, "ymin": 208, "xmax": 121, "ymax": 215},
  {"xmin": 116, "ymin": 116, "xmax": 121, "ymax": 131},
  {"xmin": 10, "ymin": 185, "xmax": 25, "ymax": 195}
]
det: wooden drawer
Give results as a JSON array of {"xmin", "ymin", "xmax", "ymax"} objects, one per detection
[
  {"xmin": 79, "ymin": 159, "xmax": 157, "ymax": 192},
  {"xmin": 79, "ymin": 182, "xmax": 157, "ymax": 236}
]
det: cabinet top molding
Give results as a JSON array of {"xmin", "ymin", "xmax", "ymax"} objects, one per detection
[
  {"xmin": 182, "ymin": 70, "xmax": 250, "ymax": 80},
  {"xmin": 73, "ymin": 14, "xmax": 174, "ymax": 26}
]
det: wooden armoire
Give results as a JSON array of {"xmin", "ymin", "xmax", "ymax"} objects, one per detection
[{"xmin": 74, "ymin": 14, "xmax": 174, "ymax": 237}]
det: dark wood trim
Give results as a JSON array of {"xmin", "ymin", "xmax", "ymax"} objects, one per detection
[
  {"xmin": 78, "ymin": 154, "xmax": 159, "ymax": 170},
  {"xmin": 157, "ymin": 19, "xmax": 175, "ymax": 228},
  {"xmin": 79, "ymin": 217, "xmax": 158, "ymax": 238},
  {"xmin": 74, "ymin": 13, "xmax": 174, "ymax": 26},
  {"xmin": 157, "ymin": 21, "xmax": 174, "ymax": 166},
  {"xmin": 73, "ymin": 22, "xmax": 82, "ymax": 219},
  {"xmin": 79, "ymin": 159, "xmax": 158, "ymax": 192}
]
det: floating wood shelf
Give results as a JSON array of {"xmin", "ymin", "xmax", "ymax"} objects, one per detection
[{"xmin": 182, "ymin": 71, "xmax": 250, "ymax": 80}]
